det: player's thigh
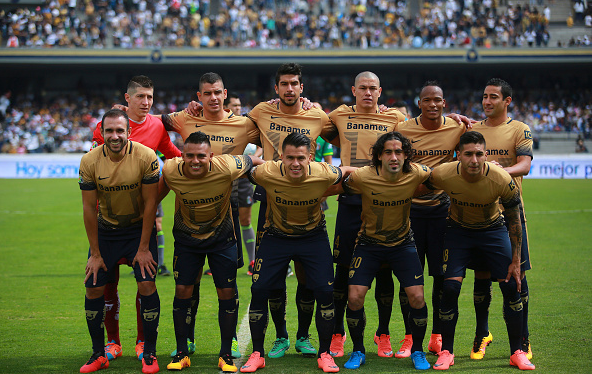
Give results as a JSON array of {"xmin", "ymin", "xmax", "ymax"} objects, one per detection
[
  {"xmin": 251, "ymin": 234, "xmax": 292, "ymax": 290},
  {"xmin": 480, "ymin": 226, "xmax": 513, "ymax": 280},
  {"xmin": 173, "ymin": 242, "xmax": 207, "ymax": 286},
  {"xmin": 333, "ymin": 202, "xmax": 362, "ymax": 266},
  {"xmin": 387, "ymin": 241, "xmax": 425, "ymax": 289},
  {"xmin": 442, "ymin": 225, "xmax": 475, "ymax": 279},
  {"xmin": 208, "ymin": 242, "xmax": 239, "ymax": 290},
  {"xmin": 348, "ymin": 244, "xmax": 384, "ymax": 288},
  {"xmin": 294, "ymin": 233, "xmax": 334, "ymax": 292}
]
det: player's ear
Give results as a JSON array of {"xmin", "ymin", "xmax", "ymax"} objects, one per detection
[
  {"xmin": 443, "ymin": 99, "xmax": 447, "ymax": 108},
  {"xmin": 274, "ymin": 85, "xmax": 279, "ymax": 95},
  {"xmin": 124, "ymin": 92, "xmax": 130, "ymax": 103}
]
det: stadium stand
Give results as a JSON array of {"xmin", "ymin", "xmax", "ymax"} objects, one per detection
[{"xmin": 1, "ymin": 0, "xmax": 589, "ymax": 49}]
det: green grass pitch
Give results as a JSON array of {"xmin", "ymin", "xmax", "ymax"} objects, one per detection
[{"xmin": 0, "ymin": 178, "xmax": 591, "ymax": 373}]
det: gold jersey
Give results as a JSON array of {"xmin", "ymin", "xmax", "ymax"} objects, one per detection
[
  {"xmin": 79, "ymin": 141, "xmax": 160, "ymax": 230},
  {"xmin": 397, "ymin": 115, "xmax": 466, "ymax": 215},
  {"xmin": 247, "ymin": 102, "xmax": 332, "ymax": 161},
  {"xmin": 343, "ymin": 162, "xmax": 431, "ymax": 247},
  {"xmin": 163, "ymin": 109, "xmax": 260, "ymax": 155},
  {"xmin": 249, "ymin": 161, "xmax": 342, "ymax": 236},
  {"xmin": 325, "ymin": 105, "xmax": 405, "ymax": 167},
  {"xmin": 473, "ymin": 118, "xmax": 533, "ymax": 194},
  {"xmin": 430, "ymin": 161, "xmax": 521, "ymax": 230},
  {"xmin": 162, "ymin": 154, "xmax": 252, "ymax": 245}
]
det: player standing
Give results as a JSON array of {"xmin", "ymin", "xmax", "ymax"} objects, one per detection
[
  {"xmin": 394, "ymin": 81, "xmax": 466, "ymax": 357},
  {"xmin": 470, "ymin": 78, "xmax": 534, "ymax": 360},
  {"xmin": 430, "ymin": 131, "xmax": 534, "ymax": 371},
  {"xmin": 240, "ymin": 133, "xmax": 349, "ymax": 373},
  {"xmin": 321, "ymin": 71, "xmax": 406, "ymax": 358},
  {"xmin": 79, "ymin": 109, "xmax": 161, "ymax": 374},
  {"xmin": 91, "ymin": 76, "xmax": 181, "ymax": 362},
  {"xmin": 159, "ymin": 131, "xmax": 262, "ymax": 372},
  {"xmin": 337, "ymin": 132, "xmax": 432, "ymax": 371}
]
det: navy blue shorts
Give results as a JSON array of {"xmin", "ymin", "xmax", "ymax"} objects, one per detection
[
  {"xmin": 349, "ymin": 241, "xmax": 424, "ymax": 289},
  {"xmin": 443, "ymin": 224, "xmax": 512, "ymax": 280},
  {"xmin": 410, "ymin": 216, "xmax": 446, "ymax": 276},
  {"xmin": 173, "ymin": 241, "xmax": 238, "ymax": 289},
  {"xmin": 333, "ymin": 202, "xmax": 362, "ymax": 266},
  {"xmin": 86, "ymin": 226, "xmax": 157, "ymax": 288},
  {"xmin": 252, "ymin": 231, "xmax": 334, "ymax": 292}
]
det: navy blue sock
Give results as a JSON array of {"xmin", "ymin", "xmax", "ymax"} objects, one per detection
[
  {"xmin": 173, "ymin": 297, "xmax": 192, "ymax": 354},
  {"xmin": 315, "ymin": 290, "xmax": 335, "ymax": 355},
  {"xmin": 141, "ymin": 290, "xmax": 160, "ymax": 355},
  {"xmin": 346, "ymin": 306, "xmax": 366, "ymax": 353},
  {"xmin": 332, "ymin": 265, "xmax": 349, "ymax": 335},
  {"xmin": 249, "ymin": 288, "xmax": 269, "ymax": 355},
  {"xmin": 409, "ymin": 304, "xmax": 428, "ymax": 353},
  {"xmin": 219, "ymin": 298, "xmax": 237, "ymax": 356},
  {"xmin": 269, "ymin": 288, "xmax": 288, "ymax": 339},
  {"xmin": 439, "ymin": 279, "xmax": 462, "ymax": 354},
  {"xmin": 296, "ymin": 284, "xmax": 315, "ymax": 339},
  {"xmin": 188, "ymin": 283, "xmax": 200, "ymax": 342},
  {"xmin": 85, "ymin": 295, "xmax": 105, "ymax": 354},
  {"xmin": 233, "ymin": 287, "xmax": 239, "ymax": 340},
  {"xmin": 520, "ymin": 276, "xmax": 529, "ymax": 341},
  {"xmin": 473, "ymin": 278, "xmax": 492, "ymax": 338},
  {"xmin": 431, "ymin": 275, "xmax": 444, "ymax": 334},
  {"xmin": 399, "ymin": 287, "xmax": 411, "ymax": 335},
  {"xmin": 374, "ymin": 267, "xmax": 394, "ymax": 336},
  {"xmin": 499, "ymin": 279, "xmax": 523, "ymax": 354}
]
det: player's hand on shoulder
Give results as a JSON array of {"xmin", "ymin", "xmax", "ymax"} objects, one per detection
[
  {"xmin": 447, "ymin": 113, "xmax": 476, "ymax": 129},
  {"xmin": 378, "ymin": 104, "xmax": 388, "ymax": 113},
  {"xmin": 112, "ymin": 104, "xmax": 128, "ymax": 112},
  {"xmin": 184, "ymin": 101, "xmax": 203, "ymax": 116},
  {"xmin": 490, "ymin": 160, "xmax": 502, "ymax": 168},
  {"xmin": 132, "ymin": 247, "xmax": 158, "ymax": 279}
]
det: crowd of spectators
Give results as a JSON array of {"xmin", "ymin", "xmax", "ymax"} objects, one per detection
[
  {"xmin": 1, "ymin": 0, "xmax": 587, "ymax": 49},
  {"xmin": 1, "ymin": 87, "xmax": 590, "ymax": 154}
]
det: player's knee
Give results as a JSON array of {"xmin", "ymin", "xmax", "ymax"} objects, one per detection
[
  {"xmin": 217, "ymin": 287, "xmax": 235, "ymax": 300},
  {"xmin": 442, "ymin": 279, "xmax": 462, "ymax": 300},
  {"xmin": 347, "ymin": 287, "xmax": 366, "ymax": 311},
  {"xmin": 86, "ymin": 286, "xmax": 105, "ymax": 299},
  {"xmin": 137, "ymin": 281, "xmax": 156, "ymax": 296},
  {"xmin": 175, "ymin": 284, "xmax": 194, "ymax": 299},
  {"xmin": 406, "ymin": 287, "xmax": 425, "ymax": 309}
]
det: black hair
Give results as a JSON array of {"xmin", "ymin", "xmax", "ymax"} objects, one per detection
[
  {"xmin": 459, "ymin": 131, "xmax": 486, "ymax": 150},
  {"xmin": 371, "ymin": 131, "xmax": 412, "ymax": 173},
  {"xmin": 199, "ymin": 72, "xmax": 224, "ymax": 91},
  {"xmin": 275, "ymin": 63, "xmax": 302, "ymax": 85},
  {"xmin": 101, "ymin": 108, "xmax": 129, "ymax": 131},
  {"xmin": 185, "ymin": 131, "xmax": 211, "ymax": 147},
  {"xmin": 282, "ymin": 132, "xmax": 310, "ymax": 153},
  {"xmin": 127, "ymin": 75, "xmax": 153, "ymax": 92},
  {"xmin": 486, "ymin": 78, "xmax": 512, "ymax": 99}
]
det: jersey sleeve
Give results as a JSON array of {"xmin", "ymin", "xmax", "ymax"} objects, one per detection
[
  {"xmin": 78, "ymin": 154, "xmax": 97, "ymax": 190},
  {"xmin": 415, "ymin": 162, "xmax": 432, "ymax": 184},
  {"xmin": 161, "ymin": 111, "xmax": 186, "ymax": 133},
  {"xmin": 515, "ymin": 123, "xmax": 534, "ymax": 159},
  {"xmin": 499, "ymin": 173, "xmax": 521, "ymax": 209},
  {"xmin": 220, "ymin": 154, "xmax": 254, "ymax": 180},
  {"xmin": 342, "ymin": 168, "xmax": 363, "ymax": 195},
  {"xmin": 245, "ymin": 117, "xmax": 262, "ymax": 146},
  {"xmin": 142, "ymin": 152, "xmax": 161, "ymax": 185},
  {"xmin": 91, "ymin": 122, "xmax": 104, "ymax": 149},
  {"xmin": 246, "ymin": 103, "xmax": 263, "ymax": 126},
  {"xmin": 156, "ymin": 128, "xmax": 182, "ymax": 159}
]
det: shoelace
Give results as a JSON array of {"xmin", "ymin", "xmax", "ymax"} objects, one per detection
[{"xmin": 272, "ymin": 339, "xmax": 285, "ymax": 350}]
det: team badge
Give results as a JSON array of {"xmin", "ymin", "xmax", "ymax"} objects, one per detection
[
  {"xmin": 233, "ymin": 156, "xmax": 243, "ymax": 169},
  {"xmin": 524, "ymin": 130, "xmax": 532, "ymax": 140}
]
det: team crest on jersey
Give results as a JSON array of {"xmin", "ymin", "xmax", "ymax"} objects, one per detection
[
  {"xmin": 252, "ymin": 274, "xmax": 259, "ymax": 282},
  {"xmin": 328, "ymin": 165, "xmax": 338, "ymax": 174},
  {"xmin": 151, "ymin": 160, "xmax": 159, "ymax": 171},
  {"xmin": 508, "ymin": 180, "xmax": 516, "ymax": 191},
  {"xmin": 233, "ymin": 156, "xmax": 243, "ymax": 169},
  {"xmin": 524, "ymin": 130, "xmax": 532, "ymax": 140},
  {"xmin": 349, "ymin": 270, "xmax": 355, "ymax": 278}
]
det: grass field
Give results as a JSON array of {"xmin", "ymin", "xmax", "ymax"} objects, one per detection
[{"xmin": 0, "ymin": 178, "xmax": 591, "ymax": 373}]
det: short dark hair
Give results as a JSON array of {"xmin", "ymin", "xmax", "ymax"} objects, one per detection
[
  {"xmin": 224, "ymin": 92, "xmax": 240, "ymax": 106},
  {"xmin": 185, "ymin": 131, "xmax": 211, "ymax": 147},
  {"xmin": 101, "ymin": 108, "xmax": 129, "ymax": 131},
  {"xmin": 127, "ymin": 75, "xmax": 153, "ymax": 93},
  {"xmin": 459, "ymin": 131, "xmax": 486, "ymax": 150},
  {"xmin": 419, "ymin": 80, "xmax": 442, "ymax": 98},
  {"xmin": 486, "ymin": 78, "xmax": 512, "ymax": 99},
  {"xmin": 371, "ymin": 131, "xmax": 412, "ymax": 173},
  {"xmin": 282, "ymin": 132, "xmax": 310, "ymax": 153},
  {"xmin": 199, "ymin": 72, "xmax": 224, "ymax": 91},
  {"xmin": 275, "ymin": 63, "xmax": 302, "ymax": 85}
]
